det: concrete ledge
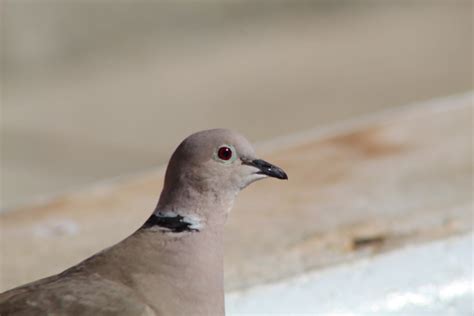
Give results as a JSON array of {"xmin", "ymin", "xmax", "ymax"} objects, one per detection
[
  {"xmin": 226, "ymin": 233, "xmax": 473, "ymax": 314},
  {"xmin": 1, "ymin": 93, "xmax": 472, "ymax": 293}
]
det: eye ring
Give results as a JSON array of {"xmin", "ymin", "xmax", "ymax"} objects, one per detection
[
  {"xmin": 217, "ymin": 146, "xmax": 233, "ymax": 161},
  {"xmin": 213, "ymin": 144, "xmax": 237, "ymax": 164}
]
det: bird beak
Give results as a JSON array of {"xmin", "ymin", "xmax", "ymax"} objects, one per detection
[{"xmin": 243, "ymin": 158, "xmax": 288, "ymax": 180}]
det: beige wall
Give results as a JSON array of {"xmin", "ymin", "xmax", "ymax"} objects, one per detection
[{"xmin": 1, "ymin": 1, "xmax": 472, "ymax": 209}]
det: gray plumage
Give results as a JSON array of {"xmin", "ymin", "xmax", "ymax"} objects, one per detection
[{"xmin": 0, "ymin": 129, "xmax": 287, "ymax": 316}]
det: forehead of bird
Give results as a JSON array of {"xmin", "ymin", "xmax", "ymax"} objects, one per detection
[{"xmin": 173, "ymin": 129, "xmax": 256, "ymax": 164}]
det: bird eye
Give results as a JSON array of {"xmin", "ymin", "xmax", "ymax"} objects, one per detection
[{"xmin": 217, "ymin": 146, "xmax": 233, "ymax": 161}]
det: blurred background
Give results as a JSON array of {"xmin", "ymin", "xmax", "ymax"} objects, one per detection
[
  {"xmin": 1, "ymin": 1, "xmax": 473, "ymax": 314},
  {"xmin": 1, "ymin": 1, "xmax": 472, "ymax": 209}
]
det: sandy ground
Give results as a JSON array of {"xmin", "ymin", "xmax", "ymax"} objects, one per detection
[{"xmin": 1, "ymin": 2, "xmax": 472, "ymax": 209}]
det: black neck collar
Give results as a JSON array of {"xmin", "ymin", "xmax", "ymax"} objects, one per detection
[{"xmin": 141, "ymin": 212, "xmax": 199, "ymax": 233}]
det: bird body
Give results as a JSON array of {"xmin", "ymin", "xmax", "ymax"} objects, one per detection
[{"xmin": 0, "ymin": 129, "xmax": 287, "ymax": 315}]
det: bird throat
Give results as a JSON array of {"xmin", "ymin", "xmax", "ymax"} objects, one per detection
[{"xmin": 141, "ymin": 211, "xmax": 201, "ymax": 233}]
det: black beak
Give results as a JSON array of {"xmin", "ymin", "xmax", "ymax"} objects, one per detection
[{"xmin": 243, "ymin": 159, "xmax": 288, "ymax": 180}]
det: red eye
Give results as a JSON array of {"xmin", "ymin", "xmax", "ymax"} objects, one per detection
[{"xmin": 217, "ymin": 146, "xmax": 233, "ymax": 161}]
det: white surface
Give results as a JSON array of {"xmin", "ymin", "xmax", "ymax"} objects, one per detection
[{"xmin": 226, "ymin": 233, "xmax": 473, "ymax": 315}]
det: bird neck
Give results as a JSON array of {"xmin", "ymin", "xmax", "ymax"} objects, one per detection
[
  {"xmin": 122, "ymin": 226, "xmax": 226, "ymax": 315},
  {"xmin": 118, "ymin": 184, "xmax": 232, "ymax": 314},
  {"xmin": 153, "ymin": 183, "xmax": 236, "ymax": 228}
]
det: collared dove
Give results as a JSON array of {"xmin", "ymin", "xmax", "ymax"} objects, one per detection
[{"xmin": 0, "ymin": 129, "xmax": 287, "ymax": 316}]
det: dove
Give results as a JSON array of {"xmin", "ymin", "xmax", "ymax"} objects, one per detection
[{"xmin": 0, "ymin": 128, "xmax": 287, "ymax": 315}]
